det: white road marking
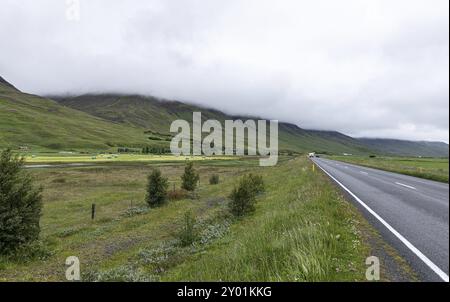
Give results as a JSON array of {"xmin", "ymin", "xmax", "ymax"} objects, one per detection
[
  {"xmin": 395, "ymin": 182, "xmax": 417, "ymax": 190},
  {"xmin": 313, "ymin": 159, "xmax": 449, "ymax": 282},
  {"xmin": 360, "ymin": 171, "xmax": 368, "ymax": 175}
]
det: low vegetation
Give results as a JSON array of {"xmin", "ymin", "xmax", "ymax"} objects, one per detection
[
  {"xmin": 165, "ymin": 158, "xmax": 371, "ymax": 281},
  {"xmin": 0, "ymin": 156, "xmax": 398, "ymax": 281},
  {"xmin": 22, "ymin": 153, "xmax": 232, "ymax": 164}
]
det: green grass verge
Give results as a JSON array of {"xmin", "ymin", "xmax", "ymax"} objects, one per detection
[{"xmin": 164, "ymin": 158, "xmax": 369, "ymax": 281}]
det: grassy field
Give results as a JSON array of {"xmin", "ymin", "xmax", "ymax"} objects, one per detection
[
  {"xmin": 22, "ymin": 153, "xmax": 233, "ymax": 164},
  {"xmin": 0, "ymin": 156, "xmax": 405, "ymax": 281},
  {"xmin": 329, "ymin": 155, "xmax": 449, "ymax": 183}
]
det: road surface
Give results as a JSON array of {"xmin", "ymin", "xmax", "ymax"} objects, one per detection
[{"xmin": 312, "ymin": 157, "xmax": 449, "ymax": 282}]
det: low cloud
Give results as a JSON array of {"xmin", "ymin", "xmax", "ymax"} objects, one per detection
[{"xmin": 0, "ymin": 0, "xmax": 448, "ymax": 142}]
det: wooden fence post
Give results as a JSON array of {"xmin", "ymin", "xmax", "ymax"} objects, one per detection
[{"xmin": 91, "ymin": 203, "xmax": 96, "ymax": 220}]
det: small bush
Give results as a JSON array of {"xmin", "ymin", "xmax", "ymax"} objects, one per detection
[
  {"xmin": 177, "ymin": 211, "xmax": 198, "ymax": 246},
  {"xmin": 229, "ymin": 177, "xmax": 256, "ymax": 217},
  {"xmin": 181, "ymin": 162, "xmax": 199, "ymax": 191},
  {"xmin": 145, "ymin": 168, "xmax": 168, "ymax": 208},
  {"xmin": 247, "ymin": 173, "xmax": 265, "ymax": 195},
  {"xmin": 0, "ymin": 149, "xmax": 43, "ymax": 255},
  {"xmin": 209, "ymin": 174, "xmax": 220, "ymax": 185},
  {"xmin": 369, "ymin": 155, "xmax": 376, "ymax": 158},
  {"xmin": 167, "ymin": 188, "xmax": 188, "ymax": 201},
  {"xmin": 228, "ymin": 174, "xmax": 265, "ymax": 217}
]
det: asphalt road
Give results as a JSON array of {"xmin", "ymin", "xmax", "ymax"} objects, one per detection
[{"xmin": 312, "ymin": 157, "xmax": 449, "ymax": 282}]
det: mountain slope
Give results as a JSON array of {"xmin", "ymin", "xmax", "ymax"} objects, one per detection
[
  {"xmin": 3, "ymin": 76, "xmax": 445, "ymax": 157},
  {"xmin": 54, "ymin": 94, "xmax": 372, "ymax": 155},
  {"xmin": 0, "ymin": 80, "xmax": 153, "ymax": 151},
  {"xmin": 358, "ymin": 138, "xmax": 449, "ymax": 157}
]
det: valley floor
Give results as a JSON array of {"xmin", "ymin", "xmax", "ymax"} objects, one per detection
[{"xmin": 0, "ymin": 157, "xmax": 414, "ymax": 281}]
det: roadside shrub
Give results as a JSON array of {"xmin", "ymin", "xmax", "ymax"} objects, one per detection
[
  {"xmin": 145, "ymin": 168, "xmax": 168, "ymax": 208},
  {"xmin": 228, "ymin": 174, "xmax": 265, "ymax": 217},
  {"xmin": 181, "ymin": 162, "xmax": 199, "ymax": 191},
  {"xmin": 247, "ymin": 173, "xmax": 265, "ymax": 195},
  {"xmin": 229, "ymin": 177, "xmax": 256, "ymax": 217},
  {"xmin": 369, "ymin": 155, "xmax": 376, "ymax": 158},
  {"xmin": 209, "ymin": 174, "xmax": 219, "ymax": 185},
  {"xmin": 177, "ymin": 211, "xmax": 198, "ymax": 246},
  {"xmin": 0, "ymin": 149, "xmax": 43, "ymax": 255},
  {"xmin": 167, "ymin": 188, "xmax": 188, "ymax": 201}
]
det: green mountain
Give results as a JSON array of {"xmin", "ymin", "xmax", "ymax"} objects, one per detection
[
  {"xmin": 358, "ymin": 138, "xmax": 449, "ymax": 158},
  {"xmin": 2, "ymin": 75, "xmax": 446, "ymax": 157},
  {"xmin": 0, "ymin": 78, "xmax": 153, "ymax": 151},
  {"xmin": 53, "ymin": 93, "xmax": 371, "ymax": 155}
]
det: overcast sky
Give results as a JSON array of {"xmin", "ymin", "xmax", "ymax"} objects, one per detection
[{"xmin": 0, "ymin": 0, "xmax": 448, "ymax": 142}]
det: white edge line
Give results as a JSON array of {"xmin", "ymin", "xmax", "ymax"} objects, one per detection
[
  {"xmin": 395, "ymin": 182, "xmax": 417, "ymax": 190},
  {"xmin": 313, "ymin": 160, "xmax": 449, "ymax": 282},
  {"xmin": 360, "ymin": 171, "xmax": 368, "ymax": 175}
]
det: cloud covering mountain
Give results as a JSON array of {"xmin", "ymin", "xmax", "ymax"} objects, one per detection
[{"xmin": 0, "ymin": 0, "xmax": 448, "ymax": 142}]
